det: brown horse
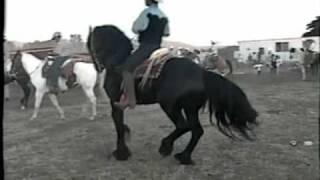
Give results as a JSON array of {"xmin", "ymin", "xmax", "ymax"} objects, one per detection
[
  {"xmin": 201, "ymin": 53, "xmax": 233, "ymax": 76},
  {"xmin": 177, "ymin": 48, "xmax": 201, "ymax": 64}
]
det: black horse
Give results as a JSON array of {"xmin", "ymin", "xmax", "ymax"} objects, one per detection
[
  {"xmin": 6, "ymin": 55, "xmax": 33, "ymax": 109},
  {"xmin": 87, "ymin": 25, "xmax": 258, "ymax": 165}
]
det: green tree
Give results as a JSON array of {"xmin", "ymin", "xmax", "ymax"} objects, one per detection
[{"xmin": 302, "ymin": 16, "xmax": 320, "ymax": 37}]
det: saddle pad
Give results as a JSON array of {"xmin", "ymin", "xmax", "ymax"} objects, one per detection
[
  {"xmin": 134, "ymin": 59, "xmax": 168, "ymax": 79},
  {"xmin": 134, "ymin": 48, "xmax": 173, "ymax": 80}
]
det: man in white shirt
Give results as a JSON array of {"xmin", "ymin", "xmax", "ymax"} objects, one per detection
[{"xmin": 115, "ymin": 0, "xmax": 170, "ymax": 109}]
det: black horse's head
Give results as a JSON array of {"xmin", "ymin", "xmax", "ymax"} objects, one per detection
[
  {"xmin": 8, "ymin": 50, "xmax": 24, "ymax": 79},
  {"xmin": 87, "ymin": 25, "xmax": 133, "ymax": 72}
]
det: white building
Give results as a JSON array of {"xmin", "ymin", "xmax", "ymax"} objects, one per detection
[{"xmin": 236, "ymin": 36, "xmax": 320, "ymax": 63}]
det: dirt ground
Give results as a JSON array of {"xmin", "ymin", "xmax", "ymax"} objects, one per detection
[{"xmin": 3, "ymin": 66, "xmax": 319, "ymax": 180}]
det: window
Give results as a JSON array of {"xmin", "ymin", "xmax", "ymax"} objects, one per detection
[{"xmin": 275, "ymin": 42, "xmax": 289, "ymax": 52}]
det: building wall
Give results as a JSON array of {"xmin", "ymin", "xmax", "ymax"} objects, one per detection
[{"xmin": 237, "ymin": 36, "xmax": 320, "ymax": 62}]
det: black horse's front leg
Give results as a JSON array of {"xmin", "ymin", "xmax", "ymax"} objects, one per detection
[
  {"xmin": 105, "ymin": 70, "xmax": 132, "ymax": 160},
  {"xmin": 110, "ymin": 103, "xmax": 131, "ymax": 161},
  {"xmin": 17, "ymin": 79, "xmax": 31, "ymax": 109}
]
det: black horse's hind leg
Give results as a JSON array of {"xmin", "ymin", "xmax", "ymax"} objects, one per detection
[
  {"xmin": 159, "ymin": 104, "xmax": 190, "ymax": 157},
  {"xmin": 174, "ymin": 108, "xmax": 204, "ymax": 165},
  {"xmin": 110, "ymin": 103, "xmax": 132, "ymax": 160}
]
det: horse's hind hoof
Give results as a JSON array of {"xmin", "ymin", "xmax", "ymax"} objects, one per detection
[
  {"xmin": 174, "ymin": 152, "xmax": 195, "ymax": 165},
  {"xmin": 112, "ymin": 146, "xmax": 132, "ymax": 161}
]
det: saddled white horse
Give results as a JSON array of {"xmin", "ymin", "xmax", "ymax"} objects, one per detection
[{"xmin": 9, "ymin": 51, "xmax": 98, "ymax": 120}]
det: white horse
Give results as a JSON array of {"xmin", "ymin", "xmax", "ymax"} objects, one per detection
[{"xmin": 10, "ymin": 51, "xmax": 98, "ymax": 120}]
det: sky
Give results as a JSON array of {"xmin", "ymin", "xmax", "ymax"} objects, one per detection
[{"xmin": 5, "ymin": 0, "xmax": 320, "ymax": 46}]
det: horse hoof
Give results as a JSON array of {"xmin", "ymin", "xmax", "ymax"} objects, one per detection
[
  {"xmin": 159, "ymin": 140, "xmax": 173, "ymax": 157},
  {"xmin": 89, "ymin": 116, "xmax": 95, "ymax": 121},
  {"xmin": 112, "ymin": 147, "xmax": 131, "ymax": 161},
  {"xmin": 174, "ymin": 152, "xmax": 195, "ymax": 165},
  {"xmin": 21, "ymin": 106, "xmax": 26, "ymax": 110}
]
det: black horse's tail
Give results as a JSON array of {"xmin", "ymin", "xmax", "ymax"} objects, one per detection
[
  {"xmin": 203, "ymin": 71, "xmax": 258, "ymax": 140},
  {"xmin": 225, "ymin": 59, "xmax": 233, "ymax": 75}
]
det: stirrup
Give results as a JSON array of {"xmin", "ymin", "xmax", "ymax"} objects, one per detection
[
  {"xmin": 114, "ymin": 93, "xmax": 130, "ymax": 110},
  {"xmin": 114, "ymin": 101, "xmax": 130, "ymax": 110}
]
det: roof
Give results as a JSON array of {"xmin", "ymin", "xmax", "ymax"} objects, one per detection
[
  {"xmin": 22, "ymin": 40, "xmax": 58, "ymax": 50},
  {"xmin": 130, "ymin": 39, "xmax": 197, "ymax": 49},
  {"xmin": 238, "ymin": 36, "xmax": 320, "ymax": 43},
  {"xmin": 161, "ymin": 40, "xmax": 196, "ymax": 49}
]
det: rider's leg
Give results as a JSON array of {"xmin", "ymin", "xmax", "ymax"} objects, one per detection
[{"xmin": 114, "ymin": 44, "xmax": 159, "ymax": 110}]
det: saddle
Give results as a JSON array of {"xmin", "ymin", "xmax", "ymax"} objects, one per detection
[
  {"xmin": 42, "ymin": 55, "xmax": 93, "ymax": 90},
  {"xmin": 134, "ymin": 48, "xmax": 174, "ymax": 88}
]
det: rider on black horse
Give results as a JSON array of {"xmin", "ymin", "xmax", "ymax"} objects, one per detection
[{"xmin": 114, "ymin": 0, "xmax": 170, "ymax": 110}]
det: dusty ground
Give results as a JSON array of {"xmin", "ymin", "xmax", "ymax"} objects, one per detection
[{"xmin": 3, "ymin": 66, "xmax": 319, "ymax": 180}]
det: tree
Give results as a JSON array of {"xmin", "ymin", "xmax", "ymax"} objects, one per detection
[{"xmin": 302, "ymin": 16, "xmax": 320, "ymax": 37}]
